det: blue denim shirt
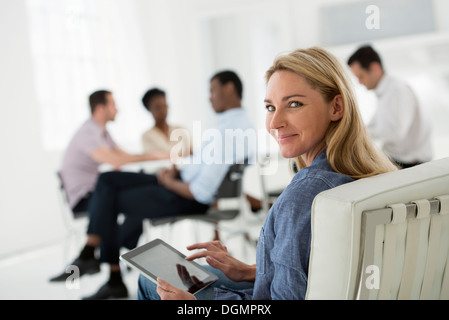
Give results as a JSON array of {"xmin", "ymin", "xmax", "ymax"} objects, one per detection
[{"xmin": 215, "ymin": 150, "xmax": 354, "ymax": 300}]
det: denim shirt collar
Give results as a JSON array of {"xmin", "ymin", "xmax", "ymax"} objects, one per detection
[{"xmin": 300, "ymin": 149, "xmax": 332, "ymax": 173}]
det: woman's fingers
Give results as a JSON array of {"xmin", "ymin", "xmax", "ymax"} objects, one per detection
[
  {"xmin": 156, "ymin": 277, "xmax": 196, "ymax": 300},
  {"xmin": 185, "ymin": 249, "xmax": 227, "ymax": 262},
  {"xmin": 156, "ymin": 277, "xmax": 175, "ymax": 298},
  {"xmin": 205, "ymin": 255, "xmax": 226, "ymax": 270},
  {"xmin": 186, "ymin": 240, "xmax": 224, "ymax": 251}
]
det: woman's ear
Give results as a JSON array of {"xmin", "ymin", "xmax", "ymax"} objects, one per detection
[{"xmin": 330, "ymin": 94, "xmax": 344, "ymax": 121}]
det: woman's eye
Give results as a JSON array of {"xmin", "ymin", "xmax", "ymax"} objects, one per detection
[
  {"xmin": 266, "ymin": 105, "xmax": 275, "ymax": 112},
  {"xmin": 289, "ymin": 101, "xmax": 303, "ymax": 108}
]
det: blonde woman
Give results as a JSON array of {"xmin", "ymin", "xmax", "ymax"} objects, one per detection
[{"xmin": 138, "ymin": 47, "xmax": 397, "ymax": 300}]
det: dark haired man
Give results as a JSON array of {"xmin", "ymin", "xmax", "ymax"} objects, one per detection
[
  {"xmin": 210, "ymin": 71, "xmax": 244, "ymax": 112},
  {"xmin": 50, "ymin": 71, "xmax": 256, "ymax": 300},
  {"xmin": 347, "ymin": 45, "xmax": 433, "ymax": 168}
]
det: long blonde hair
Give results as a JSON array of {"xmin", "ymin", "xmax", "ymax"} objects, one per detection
[{"xmin": 265, "ymin": 47, "xmax": 397, "ymax": 179}]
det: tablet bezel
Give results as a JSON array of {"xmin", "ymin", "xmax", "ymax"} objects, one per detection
[{"xmin": 120, "ymin": 238, "xmax": 218, "ymax": 295}]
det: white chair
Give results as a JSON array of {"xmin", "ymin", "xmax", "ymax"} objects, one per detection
[
  {"xmin": 257, "ymin": 155, "xmax": 293, "ymax": 214},
  {"xmin": 306, "ymin": 157, "xmax": 449, "ymax": 300},
  {"xmin": 239, "ymin": 157, "xmax": 292, "ymax": 247},
  {"xmin": 56, "ymin": 172, "xmax": 89, "ymax": 264}
]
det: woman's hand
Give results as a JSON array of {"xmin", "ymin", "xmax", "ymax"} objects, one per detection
[
  {"xmin": 156, "ymin": 277, "xmax": 196, "ymax": 300},
  {"xmin": 186, "ymin": 241, "xmax": 256, "ymax": 283}
]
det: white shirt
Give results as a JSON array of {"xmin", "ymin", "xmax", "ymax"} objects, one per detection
[
  {"xmin": 180, "ymin": 107, "xmax": 256, "ymax": 205},
  {"xmin": 367, "ymin": 74, "xmax": 433, "ymax": 164}
]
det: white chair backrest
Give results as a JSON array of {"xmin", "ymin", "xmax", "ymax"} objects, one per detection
[{"xmin": 306, "ymin": 157, "xmax": 449, "ymax": 300}]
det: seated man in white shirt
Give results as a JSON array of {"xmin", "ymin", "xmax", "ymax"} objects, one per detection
[
  {"xmin": 50, "ymin": 71, "xmax": 256, "ymax": 300},
  {"xmin": 347, "ymin": 45, "xmax": 433, "ymax": 168}
]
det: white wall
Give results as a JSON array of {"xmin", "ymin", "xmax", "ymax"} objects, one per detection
[
  {"xmin": 0, "ymin": 0, "xmax": 64, "ymax": 257},
  {"xmin": 1, "ymin": 0, "xmax": 449, "ymax": 258}
]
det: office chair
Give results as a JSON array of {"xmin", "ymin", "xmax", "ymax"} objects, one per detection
[
  {"xmin": 257, "ymin": 155, "xmax": 293, "ymax": 214},
  {"xmin": 56, "ymin": 172, "xmax": 89, "ymax": 264},
  {"xmin": 305, "ymin": 157, "xmax": 449, "ymax": 300},
  {"xmin": 144, "ymin": 163, "xmax": 247, "ymax": 244}
]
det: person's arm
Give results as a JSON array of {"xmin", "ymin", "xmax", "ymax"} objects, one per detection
[
  {"xmin": 267, "ymin": 177, "xmax": 335, "ymax": 299},
  {"xmin": 114, "ymin": 145, "xmax": 171, "ymax": 162},
  {"xmin": 157, "ymin": 165, "xmax": 195, "ymax": 199},
  {"xmin": 90, "ymin": 146, "xmax": 170, "ymax": 169}
]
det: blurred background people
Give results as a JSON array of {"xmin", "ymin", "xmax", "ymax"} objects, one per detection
[
  {"xmin": 347, "ymin": 45, "xmax": 434, "ymax": 169},
  {"xmin": 50, "ymin": 70, "xmax": 256, "ymax": 300},
  {"xmin": 50, "ymin": 89, "xmax": 169, "ymax": 282},
  {"xmin": 58, "ymin": 90, "xmax": 170, "ymax": 215}
]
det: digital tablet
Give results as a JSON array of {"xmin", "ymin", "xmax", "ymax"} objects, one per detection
[{"xmin": 120, "ymin": 238, "xmax": 218, "ymax": 295}]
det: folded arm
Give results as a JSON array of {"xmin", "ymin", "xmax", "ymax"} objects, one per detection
[{"xmin": 157, "ymin": 165, "xmax": 195, "ymax": 200}]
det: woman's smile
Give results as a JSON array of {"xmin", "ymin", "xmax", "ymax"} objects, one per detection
[{"xmin": 277, "ymin": 133, "xmax": 299, "ymax": 144}]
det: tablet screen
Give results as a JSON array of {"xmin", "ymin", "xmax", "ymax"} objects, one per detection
[{"xmin": 121, "ymin": 239, "xmax": 218, "ymax": 294}]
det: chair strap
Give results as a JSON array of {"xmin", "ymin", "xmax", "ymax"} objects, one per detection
[
  {"xmin": 378, "ymin": 203, "xmax": 407, "ymax": 299},
  {"xmin": 434, "ymin": 195, "xmax": 449, "ymax": 299},
  {"xmin": 398, "ymin": 199, "xmax": 431, "ymax": 299}
]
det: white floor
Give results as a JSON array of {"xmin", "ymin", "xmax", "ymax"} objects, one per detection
[
  {"xmin": 0, "ymin": 213, "xmax": 262, "ymax": 300},
  {"xmin": 0, "ymin": 241, "xmax": 139, "ymax": 300}
]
